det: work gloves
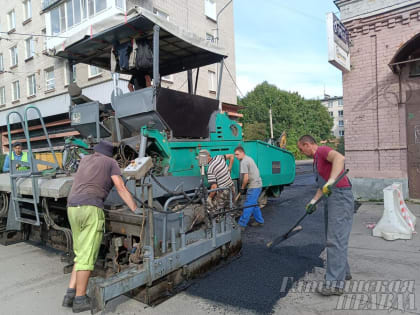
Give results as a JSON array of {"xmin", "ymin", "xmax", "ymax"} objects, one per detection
[
  {"xmin": 322, "ymin": 178, "xmax": 336, "ymax": 197},
  {"xmin": 133, "ymin": 207, "xmax": 143, "ymax": 215},
  {"xmin": 239, "ymin": 188, "xmax": 247, "ymax": 195},
  {"xmin": 207, "ymin": 196, "xmax": 214, "ymax": 208},
  {"xmin": 305, "ymin": 199, "xmax": 317, "ymax": 214}
]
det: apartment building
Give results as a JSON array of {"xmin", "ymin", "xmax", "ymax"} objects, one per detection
[
  {"xmin": 320, "ymin": 95, "xmax": 344, "ymax": 138},
  {"xmin": 0, "ymin": 0, "xmax": 237, "ymax": 151}
]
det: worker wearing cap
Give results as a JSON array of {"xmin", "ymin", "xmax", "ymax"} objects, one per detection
[
  {"xmin": 201, "ymin": 150, "xmax": 235, "ymax": 216},
  {"xmin": 2, "ymin": 142, "xmax": 28, "ymax": 172},
  {"xmin": 297, "ymin": 135, "xmax": 354, "ymax": 296},
  {"xmin": 62, "ymin": 140, "xmax": 142, "ymax": 313},
  {"xmin": 234, "ymin": 146, "xmax": 264, "ymax": 230}
]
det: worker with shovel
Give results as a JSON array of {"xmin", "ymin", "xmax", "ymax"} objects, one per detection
[{"xmin": 297, "ymin": 135, "xmax": 354, "ymax": 296}]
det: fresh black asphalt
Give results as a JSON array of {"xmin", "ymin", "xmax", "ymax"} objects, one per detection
[{"xmin": 187, "ymin": 163, "xmax": 326, "ymax": 314}]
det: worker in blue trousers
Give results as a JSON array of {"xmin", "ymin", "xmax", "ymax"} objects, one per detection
[
  {"xmin": 234, "ymin": 146, "xmax": 264, "ymax": 231},
  {"xmin": 3, "ymin": 142, "xmax": 29, "ymax": 172}
]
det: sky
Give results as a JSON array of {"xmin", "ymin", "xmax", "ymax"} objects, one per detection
[{"xmin": 233, "ymin": 0, "xmax": 342, "ymax": 99}]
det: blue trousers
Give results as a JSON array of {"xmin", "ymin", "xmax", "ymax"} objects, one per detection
[{"xmin": 239, "ymin": 188, "xmax": 264, "ymax": 227}]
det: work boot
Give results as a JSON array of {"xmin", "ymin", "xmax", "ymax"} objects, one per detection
[
  {"xmin": 250, "ymin": 221, "xmax": 264, "ymax": 227},
  {"xmin": 316, "ymin": 286, "xmax": 344, "ymax": 296},
  {"xmin": 72, "ymin": 295, "xmax": 91, "ymax": 313},
  {"xmin": 62, "ymin": 288, "xmax": 76, "ymax": 307}
]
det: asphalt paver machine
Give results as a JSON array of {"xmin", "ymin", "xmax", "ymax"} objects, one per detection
[{"xmin": 0, "ymin": 7, "xmax": 295, "ymax": 312}]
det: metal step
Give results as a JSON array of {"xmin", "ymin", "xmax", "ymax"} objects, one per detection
[
  {"xmin": 13, "ymin": 197, "xmax": 36, "ymax": 204},
  {"xmin": 17, "ymin": 217, "xmax": 40, "ymax": 226}
]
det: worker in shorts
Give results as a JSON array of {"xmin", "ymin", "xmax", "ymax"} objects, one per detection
[{"xmin": 62, "ymin": 140, "xmax": 142, "ymax": 313}]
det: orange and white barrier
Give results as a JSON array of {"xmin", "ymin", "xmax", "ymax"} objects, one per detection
[{"xmin": 373, "ymin": 183, "xmax": 417, "ymax": 240}]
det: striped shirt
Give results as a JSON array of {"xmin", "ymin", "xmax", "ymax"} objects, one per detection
[{"xmin": 207, "ymin": 155, "xmax": 233, "ymax": 188}]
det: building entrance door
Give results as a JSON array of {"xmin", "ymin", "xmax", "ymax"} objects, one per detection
[{"xmin": 406, "ymin": 91, "xmax": 420, "ymax": 198}]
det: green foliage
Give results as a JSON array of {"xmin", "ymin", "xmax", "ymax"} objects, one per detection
[
  {"xmin": 337, "ymin": 136, "xmax": 345, "ymax": 155},
  {"xmin": 238, "ymin": 81, "xmax": 334, "ymax": 159},
  {"xmin": 243, "ymin": 122, "xmax": 268, "ymax": 141}
]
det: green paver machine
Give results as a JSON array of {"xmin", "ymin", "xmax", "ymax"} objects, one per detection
[{"xmin": 0, "ymin": 7, "xmax": 295, "ymax": 312}]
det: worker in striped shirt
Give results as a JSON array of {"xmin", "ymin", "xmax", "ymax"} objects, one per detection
[{"xmin": 200, "ymin": 150, "xmax": 235, "ymax": 214}]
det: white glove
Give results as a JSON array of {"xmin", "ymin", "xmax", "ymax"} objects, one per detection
[{"xmin": 207, "ymin": 196, "xmax": 214, "ymax": 208}]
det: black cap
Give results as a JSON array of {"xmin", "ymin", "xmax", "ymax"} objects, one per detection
[
  {"xmin": 13, "ymin": 142, "xmax": 22, "ymax": 147},
  {"xmin": 93, "ymin": 140, "xmax": 114, "ymax": 157}
]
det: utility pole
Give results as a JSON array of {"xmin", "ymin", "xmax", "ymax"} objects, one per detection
[{"xmin": 269, "ymin": 106, "xmax": 274, "ymax": 140}]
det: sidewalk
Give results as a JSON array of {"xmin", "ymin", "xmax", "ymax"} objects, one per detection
[{"xmin": 275, "ymin": 202, "xmax": 420, "ymax": 315}]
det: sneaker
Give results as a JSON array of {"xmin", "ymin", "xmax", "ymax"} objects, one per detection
[
  {"xmin": 345, "ymin": 274, "xmax": 352, "ymax": 281},
  {"xmin": 317, "ymin": 286, "xmax": 344, "ymax": 296},
  {"xmin": 250, "ymin": 222, "xmax": 264, "ymax": 227},
  {"xmin": 72, "ymin": 295, "xmax": 91, "ymax": 313},
  {"xmin": 62, "ymin": 294, "xmax": 74, "ymax": 308}
]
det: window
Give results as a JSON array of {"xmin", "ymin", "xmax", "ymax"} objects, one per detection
[
  {"xmin": 8, "ymin": 10, "xmax": 16, "ymax": 31},
  {"xmin": 25, "ymin": 37, "xmax": 35, "ymax": 59},
  {"xmin": 67, "ymin": 0, "xmax": 74, "ymax": 28},
  {"xmin": 10, "ymin": 46, "xmax": 18, "ymax": 67},
  {"xmin": 74, "ymin": 0, "xmax": 82, "ymax": 24},
  {"xmin": 60, "ymin": 4, "xmax": 66, "ymax": 33},
  {"xmin": 206, "ymin": 33, "xmax": 216, "ymax": 43},
  {"xmin": 205, "ymin": 0, "xmax": 217, "ymax": 21},
  {"xmin": 328, "ymin": 101, "xmax": 333, "ymax": 108},
  {"xmin": 329, "ymin": 111, "xmax": 333, "ymax": 117},
  {"xmin": 51, "ymin": 7, "xmax": 60, "ymax": 35},
  {"xmin": 115, "ymin": 0, "xmax": 125, "ymax": 10},
  {"xmin": 338, "ymin": 99, "xmax": 343, "ymax": 106},
  {"xmin": 88, "ymin": 65, "xmax": 102, "ymax": 77},
  {"xmin": 339, "ymin": 130, "xmax": 345, "ymax": 137},
  {"xmin": 12, "ymin": 81, "xmax": 20, "ymax": 101},
  {"xmin": 208, "ymin": 70, "xmax": 216, "ymax": 92},
  {"xmin": 0, "ymin": 54, "xmax": 3, "ymax": 72},
  {"xmin": 338, "ymin": 120, "xmax": 344, "ymax": 127},
  {"xmin": 95, "ymin": 0, "xmax": 107, "ymax": 13},
  {"xmin": 338, "ymin": 110, "xmax": 343, "ymax": 117},
  {"xmin": 27, "ymin": 74, "xmax": 36, "ymax": 96},
  {"xmin": 153, "ymin": 7, "xmax": 169, "ymax": 21},
  {"xmin": 45, "ymin": 68, "xmax": 55, "ymax": 90},
  {"xmin": 0, "ymin": 86, "xmax": 5, "ymax": 105},
  {"xmin": 64, "ymin": 63, "xmax": 77, "ymax": 85},
  {"xmin": 23, "ymin": 0, "xmax": 32, "ymax": 21}
]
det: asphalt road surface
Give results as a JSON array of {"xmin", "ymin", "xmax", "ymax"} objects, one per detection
[
  {"xmin": 184, "ymin": 162, "xmax": 324, "ymax": 314},
  {"xmin": 1, "ymin": 161, "xmax": 326, "ymax": 315}
]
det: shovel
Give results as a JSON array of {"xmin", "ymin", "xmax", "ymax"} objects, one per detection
[{"xmin": 266, "ymin": 169, "xmax": 349, "ymax": 249}]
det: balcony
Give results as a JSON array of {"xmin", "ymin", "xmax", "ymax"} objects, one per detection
[
  {"xmin": 42, "ymin": 0, "xmax": 63, "ymax": 11},
  {"xmin": 44, "ymin": 0, "xmax": 127, "ymax": 51}
]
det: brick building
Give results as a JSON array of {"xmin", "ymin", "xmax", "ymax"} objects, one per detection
[
  {"xmin": 335, "ymin": 0, "xmax": 420, "ymax": 199},
  {"xmin": 0, "ymin": 0, "xmax": 237, "ymax": 151}
]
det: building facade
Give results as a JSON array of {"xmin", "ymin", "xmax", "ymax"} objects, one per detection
[
  {"xmin": 0, "ymin": 0, "xmax": 237, "ymax": 151},
  {"xmin": 335, "ymin": 0, "xmax": 420, "ymax": 199},
  {"xmin": 320, "ymin": 95, "xmax": 344, "ymax": 138}
]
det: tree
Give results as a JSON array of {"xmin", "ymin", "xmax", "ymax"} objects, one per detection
[
  {"xmin": 239, "ymin": 82, "xmax": 333, "ymax": 150},
  {"xmin": 243, "ymin": 122, "xmax": 268, "ymax": 141}
]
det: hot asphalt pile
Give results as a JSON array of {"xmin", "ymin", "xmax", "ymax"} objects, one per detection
[{"xmin": 187, "ymin": 173, "xmax": 326, "ymax": 314}]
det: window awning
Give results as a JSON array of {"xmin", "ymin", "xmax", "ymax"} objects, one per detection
[{"xmin": 54, "ymin": 7, "xmax": 227, "ymax": 76}]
